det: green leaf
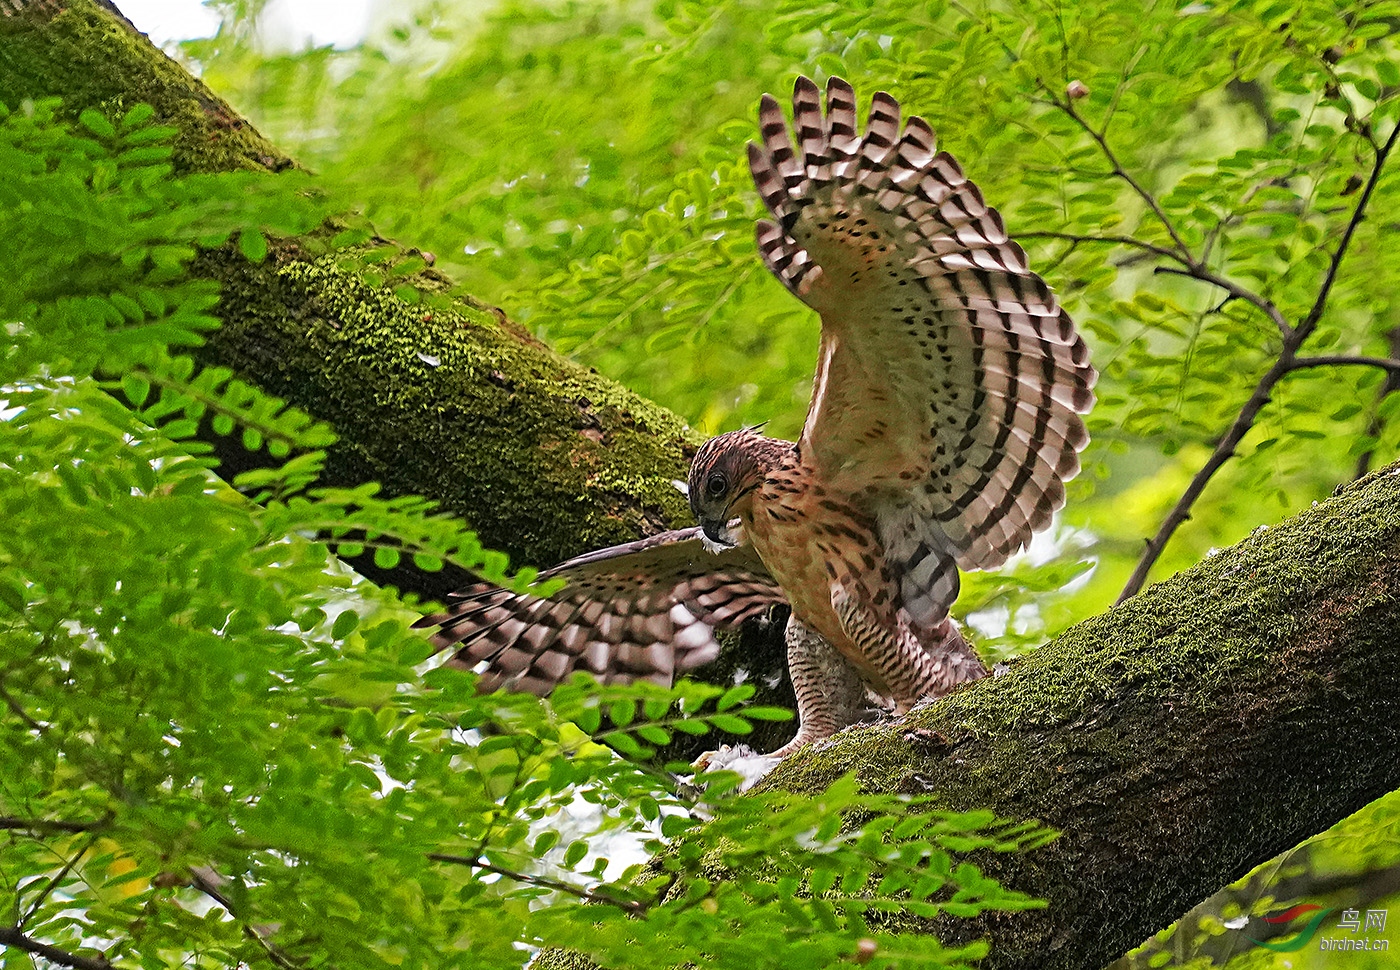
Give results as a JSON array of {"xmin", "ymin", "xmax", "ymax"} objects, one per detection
[
  {"xmin": 0, "ymin": 577, "xmax": 28, "ymax": 614},
  {"xmin": 331, "ymin": 609, "xmax": 361, "ymax": 639},
  {"xmin": 121, "ymin": 373, "xmax": 151, "ymax": 407},
  {"xmin": 740, "ymin": 706, "xmax": 793, "ymax": 722},
  {"xmin": 119, "ymin": 102, "xmax": 156, "ymax": 129},
  {"xmin": 532, "ymin": 831, "xmax": 561, "ymax": 857},
  {"xmin": 78, "ymin": 108, "xmax": 115, "ymax": 138},
  {"xmin": 670, "ymin": 719, "xmax": 710, "ymax": 735},
  {"xmin": 562, "ymin": 840, "xmax": 589, "ymax": 869},
  {"xmin": 708, "ymin": 714, "xmax": 752, "ymax": 734},
  {"xmin": 575, "ymin": 705, "xmax": 601, "ymax": 735},
  {"xmin": 716, "ymin": 684, "xmax": 753, "ymax": 711},
  {"xmin": 238, "ymin": 227, "xmax": 269, "ymax": 263},
  {"xmin": 636, "ymin": 725, "xmax": 671, "ymax": 745},
  {"xmin": 413, "ymin": 552, "xmax": 444, "ymax": 571},
  {"xmin": 608, "ymin": 698, "xmax": 636, "ymax": 728}
]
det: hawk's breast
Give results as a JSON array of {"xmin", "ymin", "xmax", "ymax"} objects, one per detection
[{"xmin": 746, "ymin": 465, "xmax": 901, "ymax": 692}]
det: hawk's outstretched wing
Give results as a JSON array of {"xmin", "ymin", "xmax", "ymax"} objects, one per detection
[
  {"xmin": 749, "ymin": 76, "xmax": 1095, "ymax": 604},
  {"xmin": 416, "ymin": 528, "xmax": 786, "ymax": 694}
]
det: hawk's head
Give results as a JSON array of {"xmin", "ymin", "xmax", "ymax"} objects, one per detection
[{"xmin": 688, "ymin": 427, "xmax": 790, "ymax": 548}]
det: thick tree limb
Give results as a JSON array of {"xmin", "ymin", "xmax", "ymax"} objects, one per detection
[{"xmin": 745, "ymin": 466, "xmax": 1400, "ymax": 970}]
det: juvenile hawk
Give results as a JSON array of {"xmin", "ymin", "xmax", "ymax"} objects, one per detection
[{"xmin": 417, "ymin": 76, "xmax": 1095, "ymax": 756}]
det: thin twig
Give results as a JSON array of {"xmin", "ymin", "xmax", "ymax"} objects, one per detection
[
  {"xmin": 1020, "ymin": 230, "xmax": 1293, "ymax": 336},
  {"xmin": 0, "ymin": 816, "xmax": 110, "ymax": 834},
  {"xmin": 1289, "ymin": 354, "xmax": 1400, "ymax": 374},
  {"xmin": 1354, "ymin": 326, "xmax": 1400, "ymax": 478},
  {"xmin": 1117, "ymin": 358, "xmax": 1294, "ymax": 603},
  {"xmin": 1019, "ymin": 230, "xmax": 1187, "ymax": 264},
  {"xmin": 1152, "ymin": 266, "xmax": 1293, "ymax": 336},
  {"xmin": 0, "ymin": 926, "xmax": 111, "ymax": 970},
  {"xmin": 426, "ymin": 853, "xmax": 648, "ymax": 915},
  {"xmin": 22, "ymin": 832, "xmax": 100, "ymax": 928},
  {"xmin": 1294, "ymin": 118, "xmax": 1400, "ymax": 343},
  {"xmin": 0, "ymin": 680, "xmax": 44, "ymax": 733},
  {"xmin": 1042, "ymin": 89, "xmax": 1302, "ymax": 340},
  {"xmin": 1118, "ymin": 120, "xmax": 1400, "ymax": 601},
  {"xmin": 1054, "ymin": 98, "xmax": 1195, "ymax": 259},
  {"xmin": 188, "ymin": 867, "xmax": 301, "ymax": 970}
]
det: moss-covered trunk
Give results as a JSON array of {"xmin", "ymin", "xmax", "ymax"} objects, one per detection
[
  {"xmin": 0, "ymin": 0, "xmax": 699, "ymax": 584},
  {"xmin": 4, "ymin": 3, "xmax": 1400, "ymax": 969}
]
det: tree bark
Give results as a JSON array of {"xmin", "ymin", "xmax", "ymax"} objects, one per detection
[
  {"xmin": 4, "ymin": 4, "xmax": 1399, "ymax": 969},
  {"xmin": 0, "ymin": 0, "xmax": 702, "ymax": 582}
]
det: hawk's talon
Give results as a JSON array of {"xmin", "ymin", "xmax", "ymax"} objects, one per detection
[{"xmin": 691, "ymin": 743, "xmax": 785, "ymax": 792}]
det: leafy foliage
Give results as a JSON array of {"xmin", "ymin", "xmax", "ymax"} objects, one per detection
[{"xmin": 0, "ymin": 99, "xmax": 1047, "ymax": 969}]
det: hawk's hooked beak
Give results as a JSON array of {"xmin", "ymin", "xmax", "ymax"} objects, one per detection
[
  {"xmin": 699, "ymin": 517, "xmax": 737, "ymax": 552},
  {"xmin": 700, "ymin": 518, "xmax": 732, "ymax": 545}
]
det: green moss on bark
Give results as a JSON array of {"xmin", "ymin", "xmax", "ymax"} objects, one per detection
[
  {"xmin": 0, "ymin": 0, "xmax": 291, "ymax": 174},
  {"xmin": 197, "ymin": 245, "xmax": 699, "ymax": 571}
]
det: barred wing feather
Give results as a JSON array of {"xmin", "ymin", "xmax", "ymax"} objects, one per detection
[
  {"xmin": 415, "ymin": 528, "xmax": 786, "ymax": 694},
  {"xmin": 749, "ymin": 76, "xmax": 1095, "ymax": 594}
]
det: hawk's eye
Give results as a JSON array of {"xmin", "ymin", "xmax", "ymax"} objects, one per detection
[{"xmin": 705, "ymin": 472, "xmax": 728, "ymax": 499}]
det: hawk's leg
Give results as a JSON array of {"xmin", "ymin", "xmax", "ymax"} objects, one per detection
[
  {"xmin": 691, "ymin": 617, "xmax": 878, "ymax": 790},
  {"xmin": 830, "ymin": 584, "xmax": 987, "ymax": 713},
  {"xmin": 909, "ymin": 615, "xmax": 989, "ymax": 700},
  {"xmin": 770, "ymin": 614, "xmax": 881, "ymax": 757}
]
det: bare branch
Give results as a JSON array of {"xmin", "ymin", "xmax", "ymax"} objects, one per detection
[
  {"xmin": 1119, "ymin": 121, "xmax": 1400, "ymax": 601},
  {"xmin": 427, "ymin": 853, "xmax": 649, "ymax": 915},
  {"xmin": 0, "ymin": 816, "xmax": 110, "ymax": 834},
  {"xmin": 1053, "ymin": 97, "xmax": 1195, "ymax": 259},
  {"xmin": 0, "ymin": 680, "xmax": 44, "ymax": 734},
  {"xmin": 1021, "ymin": 231, "xmax": 1293, "ymax": 338},
  {"xmin": 1294, "ymin": 120, "xmax": 1400, "ymax": 343},
  {"xmin": 187, "ymin": 867, "xmax": 301, "ymax": 970},
  {"xmin": 1355, "ymin": 326, "xmax": 1400, "ymax": 478},
  {"xmin": 0, "ymin": 926, "xmax": 112, "ymax": 970},
  {"xmin": 1289, "ymin": 354, "xmax": 1400, "ymax": 374},
  {"xmin": 1040, "ymin": 91, "xmax": 1299, "ymax": 341},
  {"xmin": 22, "ymin": 833, "xmax": 100, "ymax": 928},
  {"xmin": 1117, "ymin": 357, "xmax": 1292, "ymax": 603},
  {"xmin": 1019, "ymin": 230, "xmax": 1187, "ymax": 264},
  {"xmin": 1152, "ymin": 266, "xmax": 1292, "ymax": 336}
]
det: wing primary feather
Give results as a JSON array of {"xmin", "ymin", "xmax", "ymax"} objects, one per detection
[
  {"xmin": 745, "ymin": 75, "xmax": 1095, "ymax": 595},
  {"xmin": 415, "ymin": 529, "xmax": 785, "ymax": 696}
]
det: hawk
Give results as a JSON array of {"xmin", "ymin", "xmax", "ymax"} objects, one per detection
[{"xmin": 417, "ymin": 76, "xmax": 1095, "ymax": 757}]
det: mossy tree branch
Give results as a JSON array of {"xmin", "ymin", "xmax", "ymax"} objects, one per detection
[{"xmin": 3, "ymin": 3, "xmax": 1400, "ymax": 969}]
